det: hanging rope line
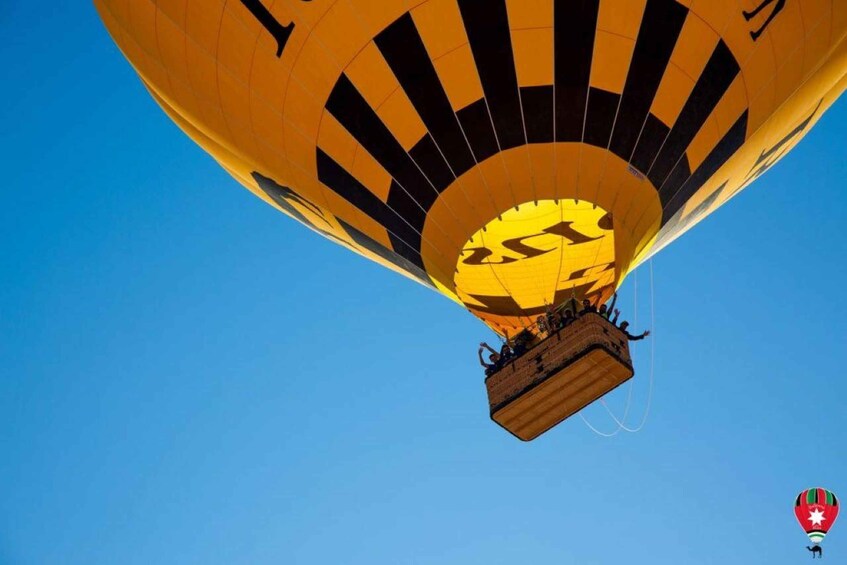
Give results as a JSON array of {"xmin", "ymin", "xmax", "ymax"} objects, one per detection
[
  {"xmin": 577, "ymin": 266, "xmax": 638, "ymax": 437},
  {"xmin": 599, "ymin": 267, "xmax": 639, "ymax": 431},
  {"xmin": 639, "ymin": 259, "xmax": 657, "ymax": 430},
  {"xmin": 580, "ymin": 259, "xmax": 655, "ymax": 436},
  {"xmin": 578, "ymin": 408, "xmax": 625, "ymax": 437}
]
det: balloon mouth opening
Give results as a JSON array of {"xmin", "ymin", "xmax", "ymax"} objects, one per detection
[{"xmin": 452, "ymin": 198, "xmax": 617, "ymax": 333}]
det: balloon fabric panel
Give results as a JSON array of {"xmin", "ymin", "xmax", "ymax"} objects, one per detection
[{"xmin": 94, "ymin": 0, "xmax": 847, "ymax": 335}]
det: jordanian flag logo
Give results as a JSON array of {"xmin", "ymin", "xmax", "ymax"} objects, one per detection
[{"xmin": 795, "ymin": 488, "xmax": 839, "ymax": 544}]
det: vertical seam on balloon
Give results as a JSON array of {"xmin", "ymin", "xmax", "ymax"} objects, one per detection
[
  {"xmin": 796, "ymin": 0, "xmax": 808, "ymax": 77},
  {"xmin": 244, "ymin": 1, "xmax": 294, "ymax": 197},
  {"xmin": 508, "ymin": 28, "xmax": 552, "ymax": 308},
  {"xmin": 551, "ymin": 0, "xmax": 567, "ymax": 308},
  {"xmin": 571, "ymin": 0, "xmax": 600, "ymax": 209},
  {"xmin": 215, "ymin": 2, "xmax": 258, "ymax": 165},
  {"xmin": 150, "ymin": 0, "xmax": 178, "ymax": 109},
  {"xmin": 550, "ymin": 1, "xmax": 570, "ymax": 310},
  {"xmin": 275, "ymin": 0, "xmax": 342, "ymax": 157},
  {"xmin": 829, "ymin": 0, "xmax": 836, "ymax": 48}
]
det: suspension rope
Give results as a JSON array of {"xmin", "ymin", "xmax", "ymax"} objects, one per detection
[
  {"xmin": 628, "ymin": 259, "xmax": 656, "ymax": 431},
  {"xmin": 599, "ymin": 267, "xmax": 639, "ymax": 431},
  {"xmin": 577, "ymin": 266, "xmax": 637, "ymax": 437},
  {"xmin": 578, "ymin": 410, "xmax": 625, "ymax": 437},
  {"xmin": 580, "ymin": 259, "xmax": 655, "ymax": 436}
]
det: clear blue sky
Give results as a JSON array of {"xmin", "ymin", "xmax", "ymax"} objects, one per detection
[{"xmin": 2, "ymin": 4, "xmax": 846, "ymax": 565}]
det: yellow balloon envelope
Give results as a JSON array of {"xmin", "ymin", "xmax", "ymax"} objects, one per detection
[{"xmin": 95, "ymin": 0, "xmax": 847, "ymax": 335}]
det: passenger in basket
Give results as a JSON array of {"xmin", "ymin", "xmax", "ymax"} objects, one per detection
[
  {"xmin": 545, "ymin": 305, "xmax": 558, "ymax": 333},
  {"xmin": 600, "ymin": 293, "xmax": 618, "ymax": 320},
  {"xmin": 555, "ymin": 309, "xmax": 566, "ymax": 330},
  {"xmin": 561, "ymin": 309, "xmax": 575, "ymax": 327},
  {"xmin": 478, "ymin": 342, "xmax": 502, "ymax": 375},
  {"xmin": 499, "ymin": 343, "xmax": 513, "ymax": 363},
  {"xmin": 536, "ymin": 315, "xmax": 548, "ymax": 335},
  {"xmin": 618, "ymin": 321, "xmax": 650, "ymax": 341},
  {"xmin": 610, "ymin": 308, "xmax": 620, "ymax": 325},
  {"xmin": 580, "ymin": 298, "xmax": 597, "ymax": 315},
  {"xmin": 511, "ymin": 330, "xmax": 532, "ymax": 356}
]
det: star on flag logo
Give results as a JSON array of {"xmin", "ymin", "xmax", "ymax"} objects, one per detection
[
  {"xmin": 808, "ymin": 508, "xmax": 827, "ymax": 528},
  {"xmin": 795, "ymin": 488, "xmax": 838, "ymax": 545}
]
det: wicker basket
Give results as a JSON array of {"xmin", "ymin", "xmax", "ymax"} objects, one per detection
[{"xmin": 485, "ymin": 313, "xmax": 634, "ymax": 441}]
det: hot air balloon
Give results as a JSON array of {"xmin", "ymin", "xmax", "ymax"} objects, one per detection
[
  {"xmin": 95, "ymin": 0, "xmax": 847, "ymax": 439},
  {"xmin": 795, "ymin": 488, "xmax": 839, "ymax": 548}
]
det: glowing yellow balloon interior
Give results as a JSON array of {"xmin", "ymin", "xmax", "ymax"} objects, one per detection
[
  {"xmin": 455, "ymin": 200, "xmax": 615, "ymax": 334},
  {"xmin": 94, "ymin": 0, "xmax": 847, "ymax": 335}
]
